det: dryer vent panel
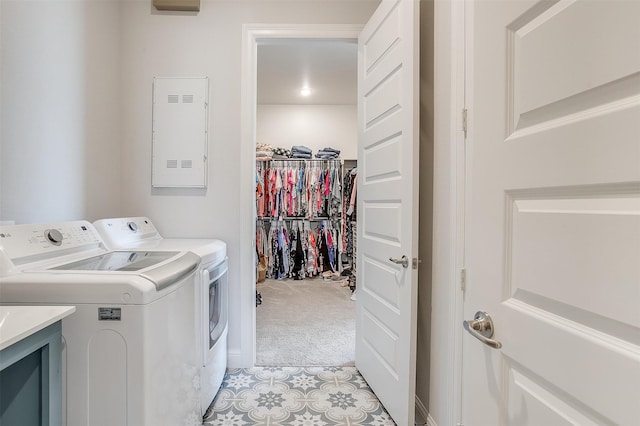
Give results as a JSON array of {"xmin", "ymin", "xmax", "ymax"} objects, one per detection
[{"xmin": 152, "ymin": 77, "xmax": 208, "ymax": 188}]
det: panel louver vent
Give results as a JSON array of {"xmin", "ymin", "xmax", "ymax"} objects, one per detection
[
  {"xmin": 168, "ymin": 94, "xmax": 179, "ymax": 103},
  {"xmin": 182, "ymin": 94, "xmax": 194, "ymax": 103},
  {"xmin": 181, "ymin": 160, "xmax": 193, "ymax": 168},
  {"xmin": 166, "ymin": 160, "xmax": 178, "ymax": 168}
]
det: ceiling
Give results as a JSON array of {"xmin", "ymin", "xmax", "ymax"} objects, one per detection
[{"xmin": 257, "ymin": 39, "xmax": 357, "ymax": 105}]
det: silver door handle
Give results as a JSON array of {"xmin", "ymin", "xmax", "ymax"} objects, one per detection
[
  {"xmin": 463, "ymin": 311, "xmax": 502, "ymax": 349},
  {"xmin": 389, "ymin": 255, "xmax": 409, "ymax": 268}
]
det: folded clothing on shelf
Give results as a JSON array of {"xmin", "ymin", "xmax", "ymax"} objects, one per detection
[
  {"xmin": 321, "ymin": 147, "xmax": 341, "ymax": 154},
  {"xmin": 291, "ymin": 145, "xmax": 312, "ymax": 155},
  {"xmin": 256, "ymin": 143, "xmax": 274, "ymax": 161},
  {"xmin": 256, "ymin": 143, "xmax": 274, "ymax": 153},
  {"xmin": 291, "ymin": 145, "xmax": 312, "ymax": 159},
  {"xmin": 292, "ymin": 152, "xmax": 312, "ymax": 159},
  {"xmin": 273, "ymin": 147, "xmax": 291, "ymax": 158},
  {"xmin": 315, "ymin": 147, "xmax": 340, "ymax": 159}
]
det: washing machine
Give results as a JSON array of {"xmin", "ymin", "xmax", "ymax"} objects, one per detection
[
  {"xmin": 0, "ymin": 221, "xmax": 202, "ymax": 426},
  {"xmin": 93, "ymin": 217, "xmax": 228, "ymax": 414}
]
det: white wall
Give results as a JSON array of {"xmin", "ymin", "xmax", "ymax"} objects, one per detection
[
  {"xmin": 118, "ymin": 0, "xmax": 379, "ymax": 366},
  {"xmin": 1, "ymin": 2, "xmax": 445, "ymax": 416},
  {"xmin": 257, "ymin": 104, "xmax": 357, "ymax": 159},
  {"xmin": 2, "ymin": 2, "xmax": 446, "ymax": 403},
  {"xmin": 0, "ymin": 0, "xmax": 121, "ymax": 224}
]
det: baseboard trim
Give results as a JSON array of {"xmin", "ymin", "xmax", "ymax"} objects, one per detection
[
  {"xmin": 415, "ymin": 395, "xmax": 428, "ymax": 422},
  {"xmin": 426, "ymin": 412, "xmax": 438, "ymax": 426},
  {"xmin": 226, "ymin": 350, "xmax": 248, "ymax": 368},
  {"xmin": 415, "ymin": 396, "xmax": 438, "ymax": 426}
]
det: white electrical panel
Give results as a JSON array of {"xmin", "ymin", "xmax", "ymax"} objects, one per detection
[{"xmin": 152, "ymin": 77, "xmax": 208, "ymax": 188}]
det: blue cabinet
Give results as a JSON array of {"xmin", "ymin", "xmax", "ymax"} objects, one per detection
[{"xmin": 0, "ymin": 321, "xmax": 62, "ymax": 426}]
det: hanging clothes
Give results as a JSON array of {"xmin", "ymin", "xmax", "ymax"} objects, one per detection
[
  {"xmin": 256, "ymin": 159, "xmax": 345, "ymax": 279},
  {"xmin": 343, "ymin": 168, "xmax": 357, "ymax": 258},
  {"xmin": 256, "ymin": 159, "xmax": 342, "ymax": 220},
  {"xmin": 257, "ymin": 218, "xmax": 343, "ymax": 279}
]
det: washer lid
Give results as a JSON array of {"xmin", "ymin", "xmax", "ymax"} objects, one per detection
[
  {"xmin": 49, "ymin": 250, "xmax": 180, "ymax": 272},
  {"xmin": 43, "ymin": 250, "xmax": 200, "ymax": 292}
]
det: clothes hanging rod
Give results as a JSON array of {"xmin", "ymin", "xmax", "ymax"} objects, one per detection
[
  {"xmin": 256, "ymin": 217, "xmax": 337, "ymax": 221},
  {"xmin": 256, "ymin": 158, "xmax": 342, "ymax": 162}
]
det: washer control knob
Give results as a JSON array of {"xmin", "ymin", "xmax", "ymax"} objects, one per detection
[
  {"xmin": 44, "ymin": 229, "xmax": 63, "ymax": 246},
  {"xmin": 127, "ymin": 222, "xmax": 138, "ymax": 232}
]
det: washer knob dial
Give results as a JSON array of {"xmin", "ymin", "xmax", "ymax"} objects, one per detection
[
  {"xmin": 127, "ymin": 222, "xmax": 138, "ymax": 232},
  {"xmin": 44, "ymin": 229, "xmax": 63, "ymax": 246}
]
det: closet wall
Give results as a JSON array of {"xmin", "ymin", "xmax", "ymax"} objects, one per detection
[
  {"xmin": 256, "ymin": 36, "xmax": 359, "ymax": 282},
  {"xmin": 257, "ymin": 105, "xmax": 357, "ymax": 160},
  {"xmin": 256, "ymin": 42, "xmax": 359, "ymax": 281}
]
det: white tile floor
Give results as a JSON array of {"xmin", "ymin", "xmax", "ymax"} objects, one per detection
[{"xmin": 203, "ymin": 367, "xmax": 395, "ymax": 425}]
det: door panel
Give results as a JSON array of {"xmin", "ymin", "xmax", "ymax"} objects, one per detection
[
  {"xmin": 464, "ymin": 0, "xmax": 640, "ymax": 425},
  {"xmin": 510, "ymin": 1, "xmax": 640, "ymax": 125},
  {"xmin": 356, "ymin": 0, "xmax": 419, "ymax": 425}
]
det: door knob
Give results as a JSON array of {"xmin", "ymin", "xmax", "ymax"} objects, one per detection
[
  {"xmin": 389, "ymin": 255, "xmax": 409, "ymax": 268},
  {"xmin": 463, "ymin": 311, "xmax": 502, "ymax": 349}
]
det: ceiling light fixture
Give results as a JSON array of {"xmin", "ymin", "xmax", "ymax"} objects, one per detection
[{"xmin": 300, "ymin": 86, "xmax": 312, "ymax": 97}]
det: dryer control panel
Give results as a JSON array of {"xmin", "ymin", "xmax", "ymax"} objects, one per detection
[
  {"xmin": 0, "ymin": 221, "xmax": 103, "ymax": 262},
  {"xmin": 93, "ymin": 217, "xmax": 161, "ymax": 249}
]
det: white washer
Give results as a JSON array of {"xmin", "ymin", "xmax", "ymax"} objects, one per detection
[
  {"xmin": 0, "ymin": 221, "xmax": 202, "ymax": 426},
  {"xmin": 92, "ymin": 217, "xmax": 228, "ymax": 414}
]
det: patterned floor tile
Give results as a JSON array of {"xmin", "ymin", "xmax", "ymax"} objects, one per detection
[{"xmin": 203, "ymin": 367, "xmax": 396, "ymax": 425}]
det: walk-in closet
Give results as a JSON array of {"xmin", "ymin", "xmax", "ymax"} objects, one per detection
[{"xmin": 254, "ymin": 39, "xmax": 358, "ymax": 366}]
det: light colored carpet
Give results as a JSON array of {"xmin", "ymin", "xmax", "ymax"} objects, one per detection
[{"xmin": 256, "ymin": 277, "xmax": 355, "ymax": 366}]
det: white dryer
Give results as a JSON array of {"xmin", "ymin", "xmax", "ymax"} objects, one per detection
[
  {"xmin": 0, "ymin": 221, "xmax": 202, "ymax": 426},
  {"xmin": 92, "ymin": 217, "xmax": 228, "ymax": 414}
]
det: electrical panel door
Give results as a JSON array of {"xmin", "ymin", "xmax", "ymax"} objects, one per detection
[{"xmin": 152, "ymin": 77, "xmax": 208, "ymax": 188}]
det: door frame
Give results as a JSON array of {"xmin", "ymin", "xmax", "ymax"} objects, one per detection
[
  {"xmin": 431, "ymin": 0, "xmax": 466, "ymax": 424},
  {"xmin": 238, "ymin": 24, "xmax": 363, "ymax": 367}
]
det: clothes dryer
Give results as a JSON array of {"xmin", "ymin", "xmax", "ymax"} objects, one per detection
[
  {"xmin": 0, "ymin": 221, "xmax": 202, "ymax": 426},
  {"xmin": 92, "ymin": 217, "xmax": 227, "ymax": 414}
]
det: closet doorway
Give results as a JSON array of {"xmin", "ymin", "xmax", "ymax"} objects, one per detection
[{"xmin": 254, "ymin": 38, "xmax": 359, "ymax": 366}]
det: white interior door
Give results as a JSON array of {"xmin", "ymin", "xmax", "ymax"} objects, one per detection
[
  {"xmin": 356, "ymin": 1, "xmax": 419, "ymax": 425},
  {"xmin": 463, "ymin": 0, "xmax": 640, "ymax": 425}
]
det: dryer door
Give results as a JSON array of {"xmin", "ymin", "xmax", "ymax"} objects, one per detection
[{"xmin": 202, "ymin": 259, "xmax": 228, "ymax": 364}]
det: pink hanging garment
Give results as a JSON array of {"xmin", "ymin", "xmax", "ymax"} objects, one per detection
[
  {"xmin": 270, "ymin": 168, "xmax": 278, "ymax": 217},
  {"xmin": 288, "ymin": 168, "xmax": 295, "ymax": 216},
  {"xmin": 316, "ymin": 169, "xmax": 322, "ymax": 215},
  {"xmin": 275, "ymin": 168, "xmax": 283, "ymax": 217},
  {"xmin": 324, "ymin": 169, "xmax": 331, "ymax": 196}
]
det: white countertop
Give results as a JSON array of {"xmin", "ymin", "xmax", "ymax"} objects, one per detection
[{"xmin": 0, "ymin": 306, "xmax": 76, "ymax": 351}]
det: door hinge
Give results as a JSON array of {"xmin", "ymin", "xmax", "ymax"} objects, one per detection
[
  {"xmin": 460, "ymin": 268, "xmax": 467, "ymax": 292},
  {"xmin": 462, "ymin": 108, "xmax": 468, "ymax": 138},
  {"xmin": 412, "ymin": 257, "xmax": 422, "ymax": 270}
]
